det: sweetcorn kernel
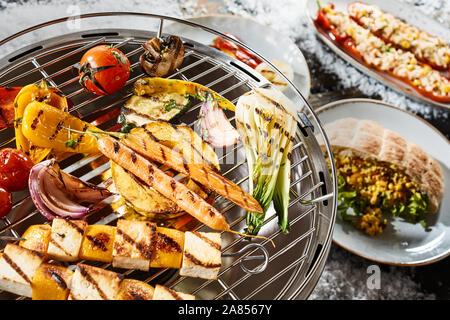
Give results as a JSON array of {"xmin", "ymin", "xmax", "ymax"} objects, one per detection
[
  {"xmin": 346, "ymin": 26, "xmax": 355, "ymax": 37},
  {"xmin": 421, "ymin": 65, "xmax": 431, "ymax": 75},
  {"xmin": 445, "ymin": 55, "xmax": 450, "ymax": 64},
  {"xmin": 401, "ymin": 40, "xmax": 411, "ymax": 49},
  {"xmin": 413, "ymin": 79, "xmax": 421, "ymax": 86},
  {"xmin": 444, "ymin": 85, "xmax": 450, "ymax": 93}
]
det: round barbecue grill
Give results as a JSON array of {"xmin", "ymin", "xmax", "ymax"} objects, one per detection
[{"xmin": 0, "ymin": 13, "xmax": 337, "ymax": 300}]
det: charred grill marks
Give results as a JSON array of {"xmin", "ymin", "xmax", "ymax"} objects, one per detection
[
  {"xmin": 170, "ymin": 178, "xmax": 177, "ymax": 191},
  {"xmin": 130, "ymin": 291, "xmax": 145, "ymax": 300},
  {"xmin": 143, "ymin": 128, "xmax": 159, "ymax": 142},
  {"xmin": 86, "ymin": 233, "xmax": 109, "ymax": 252},
  {"xmin": 191, "ymin": 231, "xmax": 221, "ymax": 251},
  {"xmin": 78, "ymin": 265, "xmax": 109, "ymax": 300},
  {"xmin": 76, "ymin": 124, "xmax": 89, "ymax": 144},
  {"xmin": 218, "ymin": 174, "xmax": 229, "ymax": 196},
  {"xmin": 113, "ymin": 140, "xmax": 120, "ymax": 153},
  {"xmin": 66, "ymin": 220, "xmax": 85, "ymax": 235},
  {"xmin": 156, "ymin": 232, "xmax": 182, "ymax": 253},
  {"xmin": 49, "ymin": 120, "xmax": 64, "ymax": 140},
  {"xmin": 50, "ymin": 270, "xmax": 68, "ymax": 290},
  {"xmin": 147, "ymin": 163, "xmax": 154, "ymax": 184},
  {"xmin": 116, "ymin": 228, "xmax": 153, "ymax": 260},
  {"xmin": 184, "ymin": 252, "xmax": 221, "ymax": 269},
  {"xmin": 49, "ymin": 237, "xmax": 71, "ymax": 257},
  {"xmin": 30, "ymin": 109, "xmax": 44, "ymax": 130},
  {"xmin": 187, "ymin": 190, "xmax": 196, "ymax": 203},
  {"xmin": 166, "ymin": 286, "xmax": 184, "ymax": 300},
  {"xmin": 182, "ymin": 156, "xmax": 190, "ymax": 175},
  {"xmin": 160, "ymin": 146, "xmax": 167, "ymax": 161},
  {"xmin": 2, "ymin": 253, "xmax": 32, "ymax": 284},
  {"xmin": 130, "ymin": 151, "xmax": 137, "ymax": 163}
]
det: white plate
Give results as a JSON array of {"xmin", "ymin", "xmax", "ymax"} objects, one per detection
[
  {"xmin": 316, "ymin": 99, "xmax": 450, "ymax": 266},
  {"xmin": 305, "ymin": 0, "xmax": 450, "ymax": 110},
  {"xmin": 165, "ymin": 14, "xmax": 311, "ymax": 99}
]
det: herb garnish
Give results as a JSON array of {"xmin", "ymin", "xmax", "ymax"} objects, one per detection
[
  {"xmin": 112, "ymin": 51, "xmax": 128, "ymax": 66},
  {"xmin": 164, "ymin": 99, "xmax": 182, "ymax": 112},
  {"xmin": 118, "ymin": 113, "xmax": 137, "ymax": 134},
  {"xmin": 65, "ymin": 125, "xmax": 78, "ymax": 150}
]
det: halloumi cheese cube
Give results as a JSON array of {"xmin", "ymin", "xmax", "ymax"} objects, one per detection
[
  {"xmin": 112, "ymin": 219, "xmax": 157, "ymax": 271},
  {"xmin": 0, "ymin": 244, "xmax": 44, "ymax": 297},
  {"xmin": 20, "ymin": 224, "xmax": 51, "ymax": 257},
  {"xmin": 152, "ymin": 284, "xmax": 195, "ymax": 300},
  {"xmin": 47, "ymin": 219, "xmax": 87, "ymax": 262},
  {"xmin": 32, "ymin": 263, "xmax": 73, "ymax": 300},
  {"xmin": 179, "ymin": 231, "xmax": 221, "ymax": 280},
  {"xmin": 68, "ymin": 263, "xmax": 122, "ymax": 300},
  {"xmin": 150, "ymin": 227, "xmax": 184, "ymax": 269},
  {"xmin": 117, "ymin": 279, "xmax": 154, "ymax": 300}
]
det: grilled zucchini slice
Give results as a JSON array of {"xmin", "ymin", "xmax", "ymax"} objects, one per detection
[{"xmin": 123, "ymin": 77, "xmax": 235, "ymax": 124}]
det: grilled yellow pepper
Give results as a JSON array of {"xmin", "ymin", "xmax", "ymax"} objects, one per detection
[
  {"xmin": 133, "ymin": 77, "xmax": 236, "ymax": 111},
  {"xmin": 21, "ymin": 101, "xmax": 99, "ymax": 154},
  {"xmin": 14, "ymin": 80, "xmax": 69, "ymax": 163}
]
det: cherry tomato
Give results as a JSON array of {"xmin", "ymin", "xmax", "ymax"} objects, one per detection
[
  {"xmin": 0, "ymin": 185, "xmax": 12, "ymax": 218},
  {"xmin": 79, "ymin": 45, "xmax": 131, "ymax": 96},
  {"xmin": 0, "ymin": 148, "xmax": 34, "ymax": 192}
]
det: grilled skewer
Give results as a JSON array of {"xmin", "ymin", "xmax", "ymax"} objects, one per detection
[
  {"xmin": 14, "ymin": 218, "xmax": 269, "ymax": 279},
  {"xmin": 0, "ymin": 244, "xmax": 193, "ymax": 300},
  {"xmin": 0, "ymin": 218, "xmax": 269, "ymax": 299},
  {"xmin": 96, "ymin": 136, "xmax": 231, "ymax": 232},
  {"xmin": 121, "ymin": 126, "xmax": 263, "ymax": 214}
]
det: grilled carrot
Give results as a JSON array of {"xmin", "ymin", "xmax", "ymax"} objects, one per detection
[
  {"xmin": 96, "ymin": 135, "xmax": 230, "ymax": 232},
  {"xmin": 121, "ymin": 127, "xmax": 263, "ymax": 214}
]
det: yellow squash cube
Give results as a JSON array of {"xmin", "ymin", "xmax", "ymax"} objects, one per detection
[
  {"xmin": 79, "ymin": 225, "xmax": 116, "ymax": 263},
  {"xmin": 32, "ymin": 263, "xmax": 73, "ymax": 300},
  {"xmin": 20, "ymin": 224, "xmax": 51, "ymax": 257},
  {"xmin": 150, "ymin": 227, "xmax": 184, "ymax": 269}
]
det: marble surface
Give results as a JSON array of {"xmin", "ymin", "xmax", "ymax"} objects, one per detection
[{"xmin": 0, "ymin": 0, "xmax": 448, "ymax": 300}]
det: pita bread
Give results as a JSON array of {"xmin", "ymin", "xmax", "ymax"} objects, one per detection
[{"xmin": 318, "ymin": 118, "xmax": 444, "ymax": 213}]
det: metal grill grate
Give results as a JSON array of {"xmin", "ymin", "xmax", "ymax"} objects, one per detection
[{"xmin": 0, "ymin": 13, "xmax": 337, "ymax": 300}]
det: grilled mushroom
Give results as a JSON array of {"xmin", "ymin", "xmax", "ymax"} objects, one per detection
[{"xmin": 140, "ymin": 36, "xmax": 184, "ymax": 77}]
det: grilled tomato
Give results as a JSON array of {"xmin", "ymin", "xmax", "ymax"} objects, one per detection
[
  {"xmin": 79, "ymin": 45, "xmax": 131, "ymax": 96},
  {"xmin": 0, "ymin": 148, "xmax": 34, "ymax": 192},
  {"xmin": 0, "ymin": 185, "xmax": 11, "ymax": 219}
]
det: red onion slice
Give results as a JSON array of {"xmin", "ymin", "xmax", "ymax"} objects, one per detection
[
  {"xmin": 198, "ymin": 92, "xmax": 239, "ymax": 148},
  {"xmin": 28, "ymin": 159, "xmax": 112, "ymax": 220},
  {"xmin": 29, "ymin": 162, "xmax": 57, "ymax": 220}
]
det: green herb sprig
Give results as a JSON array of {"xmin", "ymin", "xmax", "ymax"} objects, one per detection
[{"xmin": 118, "ymin": 113, "xmax": 137, "ymax": 134}]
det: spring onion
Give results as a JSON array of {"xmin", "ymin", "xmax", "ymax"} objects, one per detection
[{"xmin": 236, "ymin": 88, "xmax": 298, "ymax": 235}]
